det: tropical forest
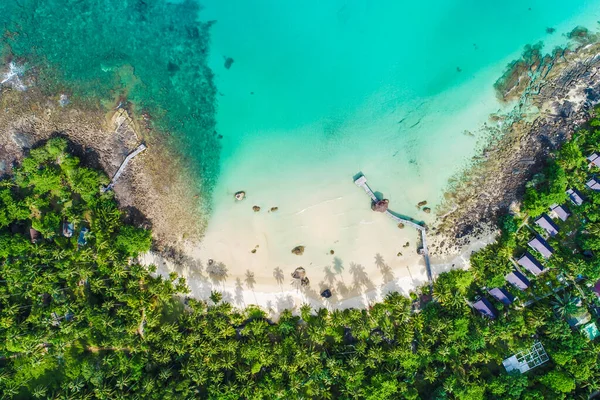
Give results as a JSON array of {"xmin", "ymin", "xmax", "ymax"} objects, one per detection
[{"xmin": 3, "ymin": 121, "xmax": 600, "ymax": 400}]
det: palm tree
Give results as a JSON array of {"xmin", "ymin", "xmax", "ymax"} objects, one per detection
[{"xmin": 551, "ymin": 292, "xmax": 579, "ymax": 319}]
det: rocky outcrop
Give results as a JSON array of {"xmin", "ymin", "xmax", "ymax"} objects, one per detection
[
  {"xmin": 291, "ymin": 245, "xmax": 305, "ymax": 255},
  {"xmin": 235, "ymin": 191, "xmax": 245, "ymax": 201},
  {"xmin": 437, "ymin": 41, "xmax": 600, "ymax": 250}
]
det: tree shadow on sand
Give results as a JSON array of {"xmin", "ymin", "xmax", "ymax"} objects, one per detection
[
  {"xmin": 333, "ymin": 257, "xmax": 345, "ymax": 276},
  {"xmin": 235, "ymin": 278, "xmax": 245, "ymax": 306},
  {"xmin": 323, "ymin": 266, "xmax": 337, "ymax": 286},
  {"xmin": 349, "ymin": 262, "xmax": 374, "ymax": 292},
  {"xmin": 206, "ymin": 262, "xmax": 228, "ymax": 285},
  {"xmin": 244, "ymin": 270, "xmax": 256, "ymax": 290},
  {"xmin": 273, "ymin": 267, "xmax": 285, "ymax": 287},
  {"xmin": 374, "ymin": 253, "xmax": 395, "ymax": 284}
]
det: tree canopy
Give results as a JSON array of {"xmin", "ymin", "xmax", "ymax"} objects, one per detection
[{"xmin": 2, "ymin": 129, "xmax": 600, "ymax": 399}]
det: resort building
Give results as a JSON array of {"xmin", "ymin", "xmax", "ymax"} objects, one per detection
[
  {"xmin": 549, "ymin": 204, "xmax": 570, "ymax": 221},
  {"xmin": 506, "ymin": 270, "xmax": 531, "ymax": 290},
  {"xmin": 586, "ymin": 178, "xmax": 600, "ymax": 191},
  {"xmin": 473, "ymin": 298, "xmax": 497, "ymax": 319},
  {"xmin": 517, "ymin": 252, "xmax": 545, "ymax": 276},
  {"xmin": 534, "ymin": 214, "xmax": 559, "ymax": 237},
  {"xmin": 527, "ymin": 235, "xmax": 554, "ymax": 259},
  {"xmin": 488, "ymin": 287, "xmax": 514, "ymax": 305},
  {"xmin": 502, "ymin": 342, "xmax": 549, "ymax": 374},
  {"xmin": 587, "ymin": 153, "xmax": 600, "ymax": 168},
  {"xmin": 566, "ymin": 188, "xmax": 584, "ymax": 206}
]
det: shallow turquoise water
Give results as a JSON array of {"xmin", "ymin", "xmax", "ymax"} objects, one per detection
[
  {"xmin": 0, "ymin": 0, "xmax": 220, "ymax": 202},
  {"xmin": 1, "ymin": 0, "xmax": 600, "ymax": 216},
  {"xmin": 202, "ymin": 0, "xmax": 600, "ymax": 208}
]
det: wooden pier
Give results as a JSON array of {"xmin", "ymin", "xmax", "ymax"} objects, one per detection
[
  {"xmin": 354, "ymin": 174, "xmax": 433, "ymax": 284},
  {"xmin": 102, "ymin": 144, "xmax": 147, "ymax": 193}
]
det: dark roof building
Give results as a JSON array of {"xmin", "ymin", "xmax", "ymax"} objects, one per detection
[
  {"xmin": 488, "ymin": 287, "xmax": 515, "ymax": 305},
  {"xmin": 586, "ymin": 178, "xmax": 600, "ymax": 191},
  {"xmin": 473, "ymin": 298, "xmax": 497, "ymax": 319},
  {"xmin": 567, "ymin": 188, "xmax": 584, "ymax": 206},
  {"xmin": 517, "ymin": 252, "xmax": 545, "ymax": 276},
  {"xmin": 549, "ymin": 204, "xmax": 570, "ymax": 221},
  {"xmin": 528, "ymin": 235, "xmax": 554, "ymax": 259},
  {"xmin": 506, "ymin": 270, "xmax": 531, "ymax": 290},
  {"xmin": 588, "ymin": 153, "xmax": 600, "ymax": 168},
  {"xmin": 535, "ymin": 214, "xmax": 559, "ymax": 237}
]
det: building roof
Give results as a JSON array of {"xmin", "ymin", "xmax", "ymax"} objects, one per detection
[
  {"xmin": 549, "ymin": 204, "xmax": 570, "ymax": 221},
  {"xmin": 567, "ymin": 188, "xmax": 584, "ymax": 206},
  {"xmin": 473, "ymin": 298, "xmax": 497, "ymax": 319},
  {"xmin": 527, "ymin": 235, "xmax": 554, "ymax": 259},
  {"xmin": 581, "ymin": 322, "xmax": 600, "ymax": 340},
  {"xmin": 588, "ymin": 153, "xmax": 600, "ymax": 168},
  {"xmin": 488, "ymin": 287, "xmax": 515, "ymax": 305},
  {"xmin": 567, "ymin": 310, "xmax": 592, "ymax": 328},
  {"xmin": 503, "ymin": 342, "xmax": 549, "ymax": 374},
  {"xmin": 517, "ymin": 252, "xmax": 545, "ymax": 276},
  {"xmin": 586, "ymin": 178, "xmax": 600, "ymax": 191},
  {"xmin": 506, "ymin": 270, "xmax": 531, "ymax": 290},
  {"xmin": 535, "ymin": 214, "xmax": 559, "ymax": 236}
]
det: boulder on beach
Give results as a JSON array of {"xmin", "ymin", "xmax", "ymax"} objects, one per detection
[
  {"xmin": 234, "ymin": 191, "xmax": 245, "ymax": 201},
  {"xmin": 291, "ymin": 245, "xmax": 305, "ymax": 255},
  {"xmin": 291, "ymin": 267, "xmax": 306, "ymax": 279},
  {"xmin": 300, "ymin": 277, "xmax": 310, "ymax": 287},
  {"xmin": 397, "ymin": 223, "xmax": 405, "ymax": 229},
  {"xmin": 330, "ymin": 249, "xmax": 335, "ymax": 255},
  {"xmin": 371, "ymin": 199, "xmax": 389, "ymax": 213},
  {"xmin": 321, "ymin": 289, "xmax": 332, "ymax": 298},
  {"xmin": 252, "ymin": 205, "xmax": 261, "ymax": 212}
]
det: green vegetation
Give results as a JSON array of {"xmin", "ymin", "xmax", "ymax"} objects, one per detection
[{"xmin": 3, "ymin": 125, "xmax": 600, "ymax": 399}]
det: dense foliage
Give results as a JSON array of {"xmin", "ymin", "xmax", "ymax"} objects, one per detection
[{"xmin": 2, "ymin": 127, "xmax": 600, "ymax": 399}]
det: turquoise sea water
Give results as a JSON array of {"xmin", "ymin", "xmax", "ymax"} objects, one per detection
[
  {"xmin": 202, "ymin": 0, "xmax": 600, "ymax": 214},
  {"xmin": 1, "ymin": 0, "xmax": 600, "ymax": 233}
]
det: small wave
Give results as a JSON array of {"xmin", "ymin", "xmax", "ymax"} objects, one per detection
[{"xmin": 294, "ymin": 196, "xmax": 344, "ymax": 215}]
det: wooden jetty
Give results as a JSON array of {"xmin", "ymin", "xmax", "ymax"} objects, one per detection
[
  {"xmin": 102, "ymin": 144, "xmax": 147, "ymax": 193},
  {"xmin": 354, "ymin": 174, "xmax": 433, "ymax": 284}
]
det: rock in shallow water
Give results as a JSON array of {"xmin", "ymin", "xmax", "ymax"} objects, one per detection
[
  {"xmin": 234, "ymin": 191, "xmax": 245, "ymax": 201},
  {"xmin": 291, "ymin": 245, "xmax": 305, "ymax": 255},
  {"xmin": 252, "ymin": 205, "xmax": 260, "ymax": 212}
]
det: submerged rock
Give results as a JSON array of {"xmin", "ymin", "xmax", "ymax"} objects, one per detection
[
  {"xmin": 224, "ymin": 57, "xmax": 234, "ymax": 69},
  {"xmin": 252, "ymin": 205, "xmax": 261, "ymax": 212},
  {"xmin": 417, "ymin": 200, "xmax": 427, "ymax": 207},
  {"xmin": 270, "ymin": 206, "xmax": 278, "ymax": 212},
  {"xmin": 234, "ymin": 191, "xmax": 245, "ymax": 201},
  {"xmin": 423, "ymin": 207, "xmax": 431, "ymax": 214},
  {"xmin": 291, "ymin": 245, "xmax": 305, "ymax": 255}
]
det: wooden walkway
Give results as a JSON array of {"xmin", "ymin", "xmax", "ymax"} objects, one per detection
[
  {"xmin": 354, "ymin": 174, "xmax": 433, "ymax": 284},
  {"xmin": 102, "ymin": 144, "xmax": 147, "ymax": 193}
]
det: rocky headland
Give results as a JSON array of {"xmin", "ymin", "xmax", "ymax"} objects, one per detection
[
  {"xmin": 434, "ymin": 34, "xmax": 600, "ymax": 254},
  {"xmin": 0, "ymin": 71, "xmax": 206, "ymax": 251}
]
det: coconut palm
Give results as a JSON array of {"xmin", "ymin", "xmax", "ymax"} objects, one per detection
[{"xmin": 551, "ymin": 292, "xmax": 579, "ymax": 319}]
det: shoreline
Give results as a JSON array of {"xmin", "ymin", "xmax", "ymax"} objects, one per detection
[
  {"xmin": 0, "ymin": 70, "xmax": 208, "ymax": 249},
  {"xmin": 434, "ymin": 40, "xmax": 600, "ymax": 252}
]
